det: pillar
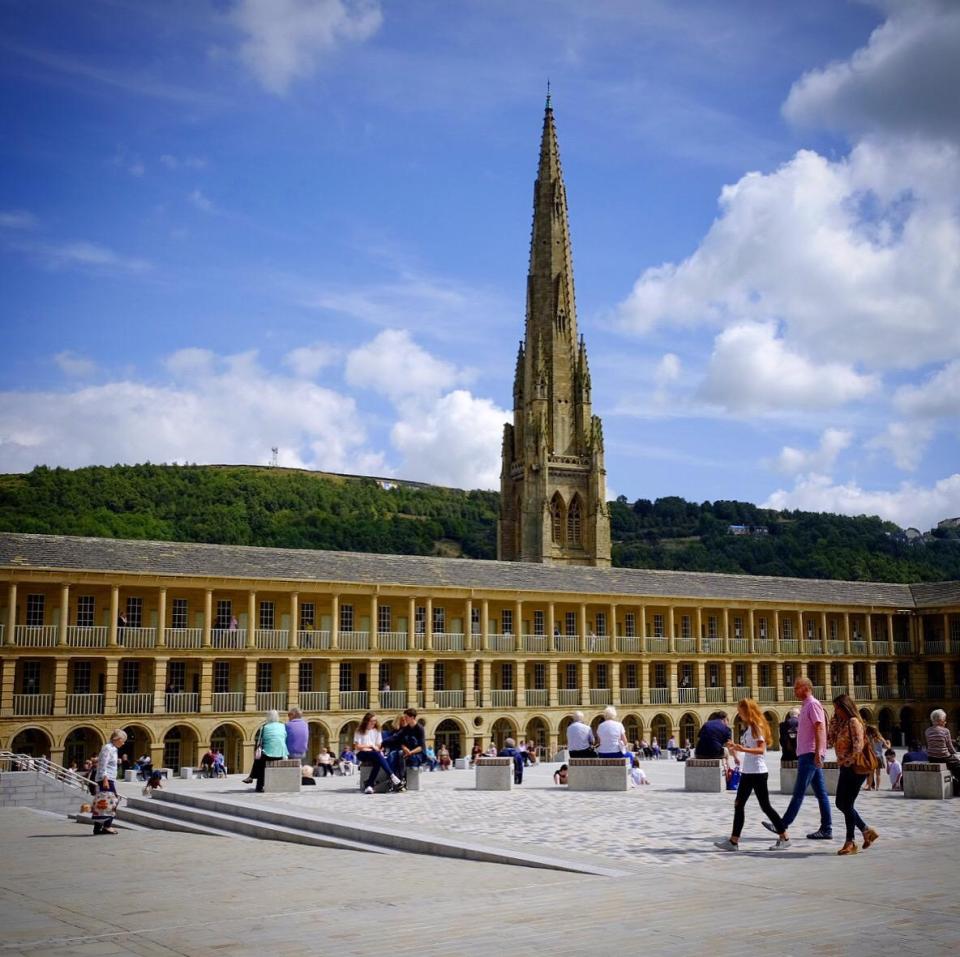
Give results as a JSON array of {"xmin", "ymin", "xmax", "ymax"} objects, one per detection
[
  {"xmin": 481, "ymin": 599, "xmax": 489, "ymax": 652},
  {"xmin": 53, "ymin": 659, "xmax": 68, "ymax": 715},
  {"xmin": 611, "ymin": 661, "xmax": 620, "ymax": 704},
  {"xmin": 407, "ymin": 596, "xmax": 416, "ymax": 651},
  {"xmin": 247, "ymin": 592, "xmax": 257, "ymax": 649},
  {"xmin": 865, "ymin": 611, "xmax": 873, "ymax": 655},
  {"xmin": 156, "ymin": 588, "xmax": 167, "ymax": 648},
  {"xmin": 464, "ymin": 598, "xmax": 473, "ymax": 651},
  {"xmin": 579, "ymin": 658, "xmax": 590, "ymax": 707},
  {"xmin": 57, "ymin": 584, "xmax": 69, "ymax": 647},
  {"xmin": 667, "ymin": 606, "xmax": 675, "ymax": 651},
  {"xmin": 331, "ymin": 594, "xmax": 340, "ymax": 651},
  {"xmin": 641, "ymin": 659, "xmax": 650, "ymax": 705},
  {"xmin": 108, "ymin": 585, "xmax": 119, "ymax": 647},
  {"xmin": 886, "ymin": 612, "xmax": 894, "ymax": 648},
  {"xmin": 748, "ymin": 610, "xmax": 756, "ymax": 645},
  {"xmin": 845, "ymin": 661, "xmax": 855, "ymax": 694},
  {"xmin": 695, "ymin": 607, "xmax": 703, "ymax": 646},
  {"xmin": 724, "ymin": 660, "xmax": 734, "ymax": 703},
  {"xmin": 548, "ymin": 660, "xmax": 558, "ymax": 707},
  {"xmin": 820, "ymin": 611, "xmax": 828, "ymax": 646},
  {"xmin": 639, "ymin": 604, "xmax": 647, "ymax": 640},
  {"xmin": 288, "ymin": 658, "xmax": 300, "ymax": 708},
  {"xmin": 546, "ymin": 602, "xmax": 555, "ymax": 650},
  {"xmin": 0, "ymin": 661, "xmax": 14, "ymax": 717},
  {"xmin": 104, "ymin": 659, "xmax": 118, "ymax": 714},
  {"xmin": 203, "ymin": 589, "xmax": 212, "ymax": 647},
  {"xmin": 289, "ymin": 592, "xmax": 299, "ymax": 650},
  {"xmin": 868, "ymin": 655, "xmax": 878, "ymax": 701},
  {"xmin": 515, "ymin": 656, "xmax": 525, "ymax": 706},
  {"xmin": 329, "ymin": 660, "xmax": 340, "ymax": 712},
  {"xmin": 480, "ymin": 660, "xmax": 491, "ymax": 709},
  {"xmin": 772, "ymin": 610, "xmax": 780, "ymax": 653},
  {"xmin": 609, "ymin": 602, "xmax": 617, "ymax": 648},
  {"xmin": 722, "ymin": 607, "xmax": 730, "ymax": 652},
  {"xmin": 696, "ymin": 660, "xmax": 706, "ymax": 700},
  {"xmin": 200, "ymin": 659, "xmax": 213, "ymax": 711},
  {"xmin": 579, "ymin": 603, "xmax": 588, "ymax": 654},
  {"xmin": 669, "ymin": 661, "xmax": 678, "ymax": 704},
  {"xmin": 775, "ymin": 660, "xmax": 784, "ymax": 703},
  {"xmin": 514, "ymin": 598, "xmax": 522, "ymax": 643},
  {"xmin": 843, "ymin": 611, "xmax": 851, "ymax": 655},
  {"xmin": 244, "ymin": 659, "xmax": 258, "ymax": 712},
  {"xmin": 424, "ymin": 657, "xmax": 435, "ymax": 709},
  {"xmin": 749, "ymin": 661, "xmax": 759, "ymax": 697},
  {"xmin": 465, "ymin": 658, "xmax": 477, "ymax": 709},
  {"xmin": 424, "ymin": 597, "xmax": 433, "ymax": 651},
  {"xmin": 5, "ymin": 583, "xmax": 15, "ymax": 646},
  {"xmin": 153, "ymin": 657, "xmax": 168, "ymax": 714},
  {"xmin": 406, "ymin": 660, "xmax": 418, "ymax": 709}
]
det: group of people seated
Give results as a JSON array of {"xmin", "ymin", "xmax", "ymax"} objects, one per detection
[{"xmin": 199, "ymin": 748, "xmax": 227, "ymax": 778}]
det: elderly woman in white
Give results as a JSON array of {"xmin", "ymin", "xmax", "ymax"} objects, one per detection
[
  {"xmin": 924, "ymin": 709, "xmax": 960, "ymax": 784},
  {"xmin": 596, "ymin": 706, "xmax": 629, "ymax": 758},
  {"xmin": 92, "ymin": 729, "xmax": 127, "ymax": 835}
]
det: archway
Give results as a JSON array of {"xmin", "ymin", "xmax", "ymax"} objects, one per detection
[
  {"xmin": 878, "ymin": 707, "xmax": 894, "ymax": 737},
  {"xmin": 589, "ymin": 713, "xmax": 605, "ymax": 734},
  {"xmin": 733, "ymin": 713, "xmax": 746, "ymax": 741},
  {"xmin": 163, "ymin": 724, "xmax": 199, "ymax": 773},
  {"xmin": 525, "ymin": 717, "xmax": 548, "ymax": 757},
  {"xmin": 308, "ymin": 720, "xmax": 330, "ymax": 760},
  {"xmin": 899, "ymin": 706, "xmax": 916, "ymax": 745},
  {"xmin": 558, "ymin": 714, "xmax": 574, "ymax": 748},
  {"xmin": 490, "ymin": 717, "xmax": 517, "ymax": 750},
  {"xmin": 650, "ymin": 713, "xmax": 671, "ymax": 748},
  {"xmin": 763, "ymin": 712, "xmax": 780, "ymax": 748},
  {"xmin": 623, "ymin": 713, "xmax": 643, "ymax": 747},
  {"xmin": 121, "ymin": 723, "xmax": 152, "ymax": 765},
  {"xmin": 858, "ymin": 707, "xmax": 874, "ymax": 725},
  {"xmin": 338, "ymin": 720, "xmax": 358, "ymax": 755},
  {"xmin": 679, "ymin": 713, "xmax": 700, "ymax": 750},
  {"xmin": 435, "ymin": 718, "xmax": 464, "ymax": 760},
  {"xmin": 63, "ymin": 726, "xmax": 103, "ymax": 769},
  {"xmin": 11, "ymin": 728, "xmax": 52, "ymax": 757},
  {"xmin": 209, "ymin": 723, "xmax": 245, "ymax": 774}
]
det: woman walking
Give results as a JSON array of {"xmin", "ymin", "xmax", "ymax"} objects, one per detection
[
  {"xmin": 715, "ymin": 699, "xmax": 791, "ymax": 851},
  {"xmin": 828, "ymin": 694, "xmax": 879, "ymax": 855},
  {"xmin": 354, "ymin": 712, "xmax": 404, "ymax": 793},
  {"xmin": 92, "ymin": 729, "xmax": 127, "ymax": 835}
]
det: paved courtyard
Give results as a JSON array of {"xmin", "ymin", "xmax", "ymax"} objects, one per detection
[{"xmin": 0, "ymin": 754, "xmax": 957, "ymax": 955}]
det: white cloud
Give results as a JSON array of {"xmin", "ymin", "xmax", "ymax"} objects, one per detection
[
  {"xmin": 699, "ymin": 322, "xmax": 877, "ymax": 413},
  {"xmin": 774, "ymin": 428, "xmax": 852, "ymax": 476},
  {"xmin": 654, "ymin": 353, "xmax": 681, "ymax": 386},
  {"xmin": 783, "ymin": 0, "xmax": 960, "ymax": 143},
  {"xmin": 53, "ymin": 351, "xmax": 97, "ymax": 378},
  {"xmin": 763, "ymin": 471, "xmax": 960, "ymax": 532},
  {"xmin": 893, "ymin": 359, "xmax": 960, "ymax": 419},
  {"xmin": 33, "ymin": 240, "xmax": 152, "ymax": 275},
  {"xmin": 345, "ymin": 329, "xmax": 459, "ymax": 402},
  {"xmin": 188, "ymin": 189, "xmax": 215, "ymax": 213},
  {"xmin": 160, "ymin": 154, "xmax": 207, "ymax": 171},
  {"xmin": 867, "ymin": 420, "xmax": 935, "ymax": 472},
  {"xmin": 284, "ymin": 343, "xmax": 340, "ymax": 379},
  {"xmin": 616, "ymin": 140, "xmax": 960, "ymax": 371},
  {"xmin": 232, "ymin": 0, "xmax": 383, "ymax": 95},
  {"xmin": 0, "ymin": 350, "xmax": 376, "ymax": 474},
  {"xmin": 0, "ymin": 210, "xmax": 37, "ymax": 229}
]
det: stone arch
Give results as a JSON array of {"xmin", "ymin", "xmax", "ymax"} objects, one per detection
[
  {"xmin": 858, "ymin": 706, "xmax": 875, "ymax": 725},
  {"xmin": 162, "ymin": 724, "xmax": 199, "ymax": 773},
  {"xmin": 650, "ymin": 713, "xmax": 671, "ymax": 748},
  {"xmin": 558, "ymin": 713, "xmax": 575, "ymax": 746},
  {"xmin": 622, "ymin": 713, "xmax": 643, "ymax": 747},
  {"xmin": 490, "ymin": 716, "xmax": 517, "ymax": 750},
  {"xmin": 338, "ymin": 720, "xmax": 359, "ymax": 754},
  {"xmin": 434, "ymin": 717, "xmax": 465, "ymax": 759},
  {"xmin": 120, "ymin": 723, "xmax": 153, "ymax": 765},
  {"xmin": 10, "ymin": 727, "xmax": 53, "ymax": 757},
  {"xmin": 550, "ymin": 492, "xmax": 565, "ymax": 545},
  {"xmin": 62, "ymin": 726, "xmax": 104, "ymax": 768},
  {"xmin": 762, "ymin": 711, "xmax": 780, "ymax": 748},
  {"xmin": 679, "ymin": 712, "xmax": 701, "ymax": 749},
  {"xmin": 589, "ymin": 712, "xmax": 606, "ymax": 734},
  {"xmin": 899, "ymin": 706, "xmax": 916, "ymax": 744},
  {"xmin": 525, "ymin": 715, "xmax": 549, "ymax": 755},
  {"xmin": 308, "ymin": 720, "xmax": 332, "ymax": 760},
  {"xmin": 567, "ymin": 493, "xmax": 583, "ymax": 546},
  {"xmin": 878, "ymin": 707, "xmax": 895, "ymax": 737},
  {"xmin": 209, "ymin": 722, "xmax": 246, "ymax": 774}
]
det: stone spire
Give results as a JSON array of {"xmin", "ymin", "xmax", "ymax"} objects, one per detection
[{"xmin": 498, "ymin": 99, "xmax": 611, "ymax": 567}]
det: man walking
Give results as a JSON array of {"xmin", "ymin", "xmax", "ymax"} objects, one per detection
[{"xmin": 764, "ymin": 677, "xmax": 832, "ymax": 841}]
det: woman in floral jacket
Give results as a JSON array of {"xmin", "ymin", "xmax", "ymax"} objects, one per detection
[{"xmin": 828, "ymin": 694, "xmax": 879, "ymax": 856}]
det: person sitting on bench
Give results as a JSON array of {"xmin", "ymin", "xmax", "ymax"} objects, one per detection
[
  {"xmin": 354, "ymin": 711, "xmax": 404, "ymax": 794},
  {"xmin": 382, "ymin": 708, "xmax": 425, "ymax": 785}
]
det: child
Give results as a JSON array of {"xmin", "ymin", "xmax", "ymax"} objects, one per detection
[
  {"xmin": 885, "ymin": 748, "xmax": 902, "ymax": 791},
  {"xmin": 142, "ymin": 771, "xmax": 163, "ymax": 797},
  {"xmin": 553, "ymin": 763, "xmax": 568, "ymax": 785},
  {"xmin": 629, "ymin": 765, "xmax": 649, "ymax": 787}
]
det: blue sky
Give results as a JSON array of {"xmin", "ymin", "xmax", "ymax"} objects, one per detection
[{"xmin": 1, "ymin": 0, "xmax": 958, "ymax": 530}]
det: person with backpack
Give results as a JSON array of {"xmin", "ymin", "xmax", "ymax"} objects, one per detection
[
  {"xmin": 779, "ymin": 709, "xmax": 799, "ymax": 761},
  {"xmin": 828, "ymin": 694, "xmax": 879, "ymax": 856}
]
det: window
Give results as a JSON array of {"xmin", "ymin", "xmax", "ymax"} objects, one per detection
[
  {"xmin": 126, "ymin": 597, "xmax": 143, "ymax": 628},
  {"xmin": 22, "ymin": 661, "xmax": 41, "ymax": 694},
  {"xmin": 215, "ymin": 600, "xmax": 232, "ymax": 630},
  {"xmin": 829, "ymin": 619, "xmax": 838, "ymax": 641},
  {"xmin": 653, "ymin": 614, "xmax": 664, "ymax": 638},
  {"xmin": 26, "ymin": 594, "xmax": 45, "ymax": 627},
  {"xmin": 76, "ymin": 596, "xmax": 95, "ymax": 628},
  {"xmin": 471, "ymin": 608, "xmax": 480, "ymax": 635},
  {"xmin": 550, "ymin": 493, "xmax": 564, "ymax": 544},
  {"xmin": 299, "ymin": 602, "xmax": 315, "ymax": 629},
  {"xmin": 473, "ymin": 661, "xmax": 481, "ymax": 690},
  {"xmin": 565, "ymin": 664, "xmax": 577, "ymax": 689},
  {"xmin": 567, "ymin": 495, "xmax": 582, "ymax": 546},
  {"xmin": 299, "ymin": 661, "xmax": 313, "ymax": 693},
  {"xmin": 534, "ymin": 662, "xmax": 546, "ymax": 689},
  {"xmin": 378, "ymin": 605, "xmax": 392, "ymax": 633},
  {"xmin": 758, "ymin": 617, "xmax": 767, "ymax": 639},
  {"xmin": 708, "ymin": 664, "xmax": 720, "ymax": 687},
  {"xmin": 434, "ymin": 662, "xmax": 445, "ymax": 691},
  {"xmin": 783, "ymin": 619, "xmax": 793, "ymax": 640},
  {"xmin": 625, "ymin": 663, "xmax": 637, "ymax": 688},
  {"xmin": 121, "ymin": 660, "xmax": 140, "ymax": 694},
  {"xmin": 595, "ymin": 663, "xmax": 608, "ymax": 689},
  {"xmin": 831, "ymin": 663, "xmax": 841, "ymax": 684},
  {"xmin": 433, "ymin": 606, "xmax": 445, "ymax": 634},
  {"xmin": 213, "ymin": 662, "xmax": 230, "ymax": 694},
  {"xmin": 625, "ymin": 613, "xmax": 636, "ymax": 638},
  {"xmin": 378, "ymin": 662, "xmax": 390, "ymax": 689},
  {"xmin": 707, "ymin": 616, "xmax": 718, "ymax": 639},
  {"xmin": 501, "ymin": 609, "xmax": 513, "ymax": 635},
  {"xmin": 167, "ymin": 661, "xmax": 185, "ymax": 693},
  {"xmin": 784, "ymin": 664, "xmax": 794, "ymax": 685},
  {"xmin": 171, "ymin": 598, "xmax": 188, "ymax": 629},
  {"xmin": 339, "ymin": 663, "xmax": 352, "ymax": 692},
  {"xmin": 733, "ymin": 617, "xmax": 743, "ymax": 639},
  {"xmin": 951, "ymin": 617, "xmax": 960, "ymax": 643},
  {"xmin": 654, "ymin": 663, "xmax": 666, "ymax": 688},
  {"xmin": 416, "ymin": 663, "xmax": 423, "ymax": 691},
  {"xmin": 680, "ymin": 615, "xmax": 691, "ymax": 639},
  {"xmin": 852, "ymin": 619, "xmax": 861, "ymax": 640},
  {"xmin": 340, "ymin": 604, "xmax": 354, "ymax": 633},
  {"xmin": 735, "ymin": 664, "xmax": 746, "ymax": 686},
  {"xmin": 259, "ymin": 601, "xmax": 275, "ymax": 630},
  {"xmin": 807, "ymin": 618, "xmax": 815, "ymax": 639},
  {"xmin": 595, "ymin": 612, "xmax": 606, "ymax": 637},
  {"xmin": 72, "ymin": 661, "xmax": 91, "ymax": 694},
  {"xmin": 256, "ymin": 662, "xmax": 272, "ymax": 693},
  {"xmin": 565, "ymin": 612, "xmax": 576, "ymax": 636},
  {"xmin": 415, "ymin": 606, "xmax": 425, "ymax": 635},
  {"xmin": 500, "ymin": 663, "xmax": 513, "ymax": 690},
  {"xmin": 533, "ymin": 610, "xmax": 544, "ymax": 636},
  {"xmin": 760, "ymin": 664, "xmax": 771, "ymax": 685}
]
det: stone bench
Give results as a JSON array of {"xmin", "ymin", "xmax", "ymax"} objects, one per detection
[
  {"xmin": 684, "ymin": 758, "xmax": 724, "ymax": 792},
  {"xmin": 359, "ymin": 763, "xmax": 421, "ymax": 793},
  {"xmin": 475, "ymin": 757, "xmax": 513, "ymax": 790},
  {"xmin": 263, "ymin": 759, "xmax": 302, "ymax": 794},
  {"xmin": 902, "ymin": 762, "xmax": 953, "ymax": 799},
  {"xmin": 567, "ymin": 758, "xmax": 629, "ymax": 791},
  {"xmin": 779, "ymin": 761, "xmax": 840, "ymax": 796}
]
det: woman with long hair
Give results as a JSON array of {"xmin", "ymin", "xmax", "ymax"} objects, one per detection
[
  {"xmin": 864, "ymin": 725, "xmax": 889, "ymax": 791},
  {"xmin": 828, "ymin": 694, "xmax": 879, "ymax": 855},
  {"xmin": 354, "ymin": 712, "xmax": 403, "ymax": 794},
  {"xmin": 715, "ymin": 699, "xmax": 790, "ymax": 851}
]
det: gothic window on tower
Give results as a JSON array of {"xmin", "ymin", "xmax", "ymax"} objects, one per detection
[
  {"xmin": 550, "ymin": 493, "xmax": 565, "ymax": 544},
  {"xmin": 567, "ymin": 495, "xmax": 582, "ymax": 546}
]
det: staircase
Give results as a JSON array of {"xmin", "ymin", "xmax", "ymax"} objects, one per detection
[{"xmin": 0, "ymin": 751, "xmax": 91, "ymax": 814}]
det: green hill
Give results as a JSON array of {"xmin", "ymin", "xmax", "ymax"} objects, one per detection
[{"xmin": 0, "ymin": 464, "xmax": 957, "ymax": 583}]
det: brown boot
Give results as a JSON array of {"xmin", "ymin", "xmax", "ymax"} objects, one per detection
[
  {"xmin": 862, "ymin": 828, "xmax": 879, "ymax": 849},
  {"xmin": 838, "ymin": 841, "xmax": 858, "ymax": 856}
]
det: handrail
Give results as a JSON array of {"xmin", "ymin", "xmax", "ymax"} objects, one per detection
[{"xmin": 0, "ymin": 750, "xmax": 89, "ymax": 790}]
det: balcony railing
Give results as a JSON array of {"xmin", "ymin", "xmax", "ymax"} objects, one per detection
[
  {"xmin": 255, "ymin": 691, "xmax": 288, "ymax": 712},
  {"xmin": 731, "ymin": 686, "xmax": 751, "ymax": 700},
  {"xmin": 554, "ymin": 635, "xmax": 579, "ymax": 654},
  {"xmin": 212, "ymin": 629, "xmax": 245, "ymax": 649},
  {"xmin": 375, "ymin": 631, "xmax": 406, "ymax": 651},
  {"xmin": 489, "ymin": 634, "xmax": 515, "ymax": 653},
  {"xmin": 876, "ymin": 684, "xmax": 897, "ymax": 698},
  {"xmin": 521, "ymin": 635, "xmax": 550, "ymax": 654},
  {"xmin": 212, "ymin": 692, "xmax": 244, "ymax": 712},
  {"xmin": 853, "ymin": 685, "xmax": 871, "ymax": 700},
  {"xmin": 678, "ymin": 687, "xmax": 699, "ymax": 704},
  {"xmin": 872, "ymin": 641, "xmax": 889, "ymax": 656},
  {"xmin": 701, "ymin": 638, "xmax": 724, "ymax": 654},
  {"xmin": 618, "ymin": 636, "xmax": 642, "ymax": 653},
  {"xmin": 67, "ymin": 626, "xmax": 108, "ymax": 648},
  {"xmin": 255, "ymin": 629, "xmax": 289, "ymax": 650},
  {"xmin": 116, "ymin": 693, "xmax": 153, "ymax": 714},
  {"xmin": 924, "ymin": 640, "xmax": 946, "ymax": 655},
  {"xmin": 297, "ymin": 691, "xmax": 329, "ymax": 711},
  {"xmin": 753, "ymin": 639, "xmax": 774, "ymax": 654},
  {"xmin": 674, "ymin": 638, "xmax": 696, "ymax": 654},
  {"xmin": 893, "ymin": 641, "xmax": 911, "ymax": 656},
  {"xmin": 118, "ymin": 627, "xmax": 156, "ymax": 649},
  {"xmin": 649, "ymin": 688, "xmax": 671, "ymax": 704},
  {"xmin": 589, "ymin": 688, "xmax": 612, "ymax": 706},
  {"xmin": 297, "ymin": 629, "xmax": 331, "ymax": 650},
  {"xmin": 165, "ymin": 628, "xmax": 202, "ymax": 649},
  {"xmin": 645, "ymin": 637, "xmax": 669, "ymax": 653},
  {"xmin": 13, "ymin": 693, "xmax": 53, "ymax": 716},
  {"xmin": 378, "ymin": 690, "xmax": 407, "ymax": 710},
  {"xmin": 831, "ymin": 684, "xmax": 848, "ymax": 697},
  {"xmin": 587, "ymin": 637, "xmax": 611, "ymax": 653},
  {"xmin": 558, "ymin": 688, "xmax": 580, "ymax": 706},
  {"xmin": 490, "ymin": 689, "xmax": 516, "ymax": 707},
  {"xmin": 804, "ymin": 640, "xmax": 824, "ymax": 654},
  {"xmin": 411, "ymin": 634, "xmax": 426, "ymax": 651},
  {"xmin": 620, "ymin": 688, "xmax": 642, "ymax": 704},
  {"xmin": 729, "ymin": 638, "xmax": 749, "ymax": 655},
  {"xmin": 706, "ymin": 687, "xmax": 726, "ymax": 703},
  {"xmin": 758, "ymin": 686, "xmax": 777, "ymax": 702},
  {"xmin": 850, "ymin": 641, "xmax": 867, "ymax": 655},
  {"xmin": 339, "ymin": 631, "xmax": 369, "ymax": 652},
  {"xmin": 435, "ymin": 690, "xmax": 466, "ymax": 708},
  {"xmin": 66, "ymin": 693, "xmax": 104, "ymax": 715},
  {"xmin": 14, "ymin": 625, "xmax": 57, "ymax": 647},
  {"xmin": 812, "ymin": 685, "xmax": 826, "ymax": 700},
  {"xmin": 165, "ymin": 692, "xmax": 199, "ymax": 713},
  {"xmin": 828, "ymin": 640, "xmax": 846, "ymax": 655},
  {"xmin": 434, "ymin": 633, "xmax": 465, "ymax": 652},
  {"xmin": 780, "ymin": 639, "xmax": 800, "ymax": 655},
  {"xmin": 925, "ymin": 684, "xmax": 946, "ymax": 699},
  {"xmin": 339, "ymin": 690, "xmax": 368, "ymax": 711}
]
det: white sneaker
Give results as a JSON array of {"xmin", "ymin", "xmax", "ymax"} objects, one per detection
[
  {"xmin": 364, "ymin": 786, "xmax": 374, "ymax": 794},
  {"xmin": 390, "ymin": 774, "xmax": 401, "ymax": 785},
  {"xmin": 714, "ymin": 839, "xmax": 739, "ymax": 851},
  {"xmin": 768, "ymin": 838, "xmax": 792, "ymax": 850}
]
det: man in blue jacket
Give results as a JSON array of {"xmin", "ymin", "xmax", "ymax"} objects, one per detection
[{"xmin": 383, "ymin": 709, "xmax": 425, "ymax": 787}]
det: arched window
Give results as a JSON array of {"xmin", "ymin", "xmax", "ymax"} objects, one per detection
[
  {"xmin": 567, "ymin": 495, "xmax": 582, "ymax": 546},
  {"xmin": 550, "ymin": 493, "xmax": 564, "ymax": 544}
]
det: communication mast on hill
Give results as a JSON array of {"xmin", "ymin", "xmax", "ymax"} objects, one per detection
[{"xmin": 270, "ymin": 447, "xmax": 279, "ymax": 468}]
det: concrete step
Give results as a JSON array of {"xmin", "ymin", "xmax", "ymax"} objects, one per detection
[
  {"xmin": 118, "ymin": 804, "xmax": 247, "ymax": 839},
  {"xmin": 124, "ymin": 796, "xmax": 394, "ymax": 854},
  {"xmin": 69, "ymin": 812, "xmax": 150, "ymax": 832}
]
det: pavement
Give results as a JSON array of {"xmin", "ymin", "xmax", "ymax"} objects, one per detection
[{"xmin": 0, "ymin": 754, "xmax": 957, "ymax": 956}]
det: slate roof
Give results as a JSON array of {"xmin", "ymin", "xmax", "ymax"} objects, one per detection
[{"xmin": 1, "ymin": 532, "xmax": 949, "ymax": 610}]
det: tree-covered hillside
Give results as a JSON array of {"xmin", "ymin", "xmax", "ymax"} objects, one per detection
[{"xmin": 0, "ymin": 465, "xmax": 957, "ymax": 582}]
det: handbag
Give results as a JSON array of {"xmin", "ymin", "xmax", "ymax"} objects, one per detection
[
  {"xmin": 852, "ymin": 721, "xmax": 879, "ymax": 775},
  {"xmin": 91, "ymin": 788, "xmax": 120, "ymax": 821},
  {"xmin": 254, "ymin": 726, "xmax": 263, "ymax": 760}
]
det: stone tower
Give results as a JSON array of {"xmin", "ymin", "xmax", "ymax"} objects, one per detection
[{"xmin": 498, "ymin": 97, "xmax": 611, "ymax": 567}]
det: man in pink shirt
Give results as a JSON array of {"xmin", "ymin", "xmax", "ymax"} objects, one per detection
[{"xmin": 764, "ymin": 676, "xmax": 833, "ymax": 840}]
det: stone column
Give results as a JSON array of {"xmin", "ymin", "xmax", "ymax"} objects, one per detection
[
  {"xmin": 868, "ymin": 657, "xmax": 878, "ymax": 702},
  {"xmin": 156, "ymin": 588, "xmax": 167, "ymax": 648},
  {"xmin": 546, "ymin": 602, "xmax": 555, "ymax": 652},
  {"xmin": 639, "ymin": 605, "xmax": 647, "ymax": 641},
  {"xmin": 865, "ymin": 611, "xmax": 873, "ymax": 655},
  {"xmin": 695, "ymin": 607, "xmax": 703, "ymax": 647},
  {"xmin": 609, "ymin": 602, "xmax": 617, "ymax": 649},
  {"xmin": 464, "ymin": 598, "xmax": 473, "ymax": 652},
  {"xmin": 328, "ymin": 661, "xmax": 341, "ymax": 712},
  {"xmin": 481, "ymin": 599, "xmax": 490, "ymax": 652},
  {"xmin": 367, "ymin": 594, "xmax": 376, "ymax": 652},
  {"xmin": 515, "ymin": 656, "xmax": 525, "ymax": 708},
  {"xmin": 579, "ymin": 659, "xmax": 590, "ymax": 708},
  {"xmin": 748, "ymin": 610, "xmax": 756, "ymax": 647},
  {"xmin": 104, "ymin": 659, "xmax": 118, "ymax": 715},
  {"xmin": 153, "ymin": 658, "xmax": 168, "ymax": 715},
  {"xmin": 406, "ymin": 660, "xmax": 418, "ymax": 709},
  {"xmin": 667, "ymin": 606, "xmax": 675, "ymax": 652},
  {"xmin": 289, "ymin": 593, "xmax": 299, "ymax": 651},
  {"xmin": 203, "ymin": 589, "xmax": 212, "ymax": 647},
  {"xmin": 696, "ymin": 660, "xmax": 706, "ymax": 703},
  {"xmin": 548, "ymin": 660, "xmax": 558, "ymax": 707},
  {"xmin": 424, "ymin": 597, "xmax": 433, "ymax": 651},
  {"xmin": 722, "ymin": 608, "xmax": 730, "ymax": 653},
  {"xmin": 611, "ymin": 660, "xmax": 621, "ymax": 705},
  {"xmin": 775, "ymin": 660, "xmax": 784, "ymax": 703},
  {"xmin": 287, "ymin": 658, "xmax": 300, "ymax": 709},
  {"xmin": 724, "ymin": 661, "xmax": 734, "ymax": 704},
  {"xmin": 199, "ymin": 659, "xmax": 213, "ymax": 712},
  {"xmin": 820, "ymin": 611, "xmax": 828, "ymax": 646},
  {"xmin": 407, "ymin": 596, "xmax": 416, "ymax": 651},
  {"xmin": 368, "ymin": 658, "xmax": 380, "ymax": 710},
  {"xmin": 772, "ymin": 610, "xmax": 781, "ymax": 654},
  {"xmin": 0, "ymin": 661, "xmax": 14, "ymax": 717},
  {"xmin": 641, "ymin": 660, "xmax": 650, "ymax": 705},
  {"xmin": 480, "ymin": 660, "xmax": 491, "ymax": 709},
  {"xmin": 5, "ymin": 583, "xmax": 15, "ymax": 646},
  {"xmin": 108, "ymin": 586, "xmax": 119, "ymax": 647},
  {"xmin": 845, "ymin": 661, "xmax": 855, "ymax": 694},
  {"xmin": 330, "ymin": 594, "xmax": 339, "ymax": 651},
  {"xmin": 749, "ymin": 661, "xmax": 759, "ymax": 698},
  {"xmin": 843, "ymin": 612, "xmax": 851, "ymax": 655},
  {"xmin": 579, "ymin": 603, "xmax": 588, "ymax": 654},
  {"xmin": 247, "ymin": 592, "xmax": 257, "ymax": 649},
  {"xmin": 53, "ymin": 658, "xmax": 68, "ymax": 716},
  {"xmin": 465, "ymin": 658, "xmax": 477, "ymax": 709},
  {"xmin": 669, "ymin": 661, "xmax": 678, "ymax": 705},
  {"xmin": 886, "ymin": 612, "xmax": 894, "ymax": 647},
  {"xmin": 58, "ymin": 584, "xmax": 69, "ymax": 647},
  {"xmin": 515, "ymin": 598, "xmax": 523, "ymax": 646},
  {"xmin": 244, "ymin": 659, "xmax": 258, "ymax": 712}
]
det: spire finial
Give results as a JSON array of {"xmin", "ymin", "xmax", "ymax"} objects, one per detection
[{"xmin": 545, "ymin": 79, "xmax": 551, "ymax": 110}]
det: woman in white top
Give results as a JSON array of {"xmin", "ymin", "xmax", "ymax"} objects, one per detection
[
  {"xmin": 596, "ymin": 706, "xmax": 628, "ymax": 757},
  {"xmin": 353, "ymin": 712, "xmax": 402, "ymax": 794},
  {"xmin": 715, "ymin": 699, "xmax": 791, "ymax": 851},
  {"xmin": 92, "ymin": 729, "xmax": 127, "ymax": 835}
]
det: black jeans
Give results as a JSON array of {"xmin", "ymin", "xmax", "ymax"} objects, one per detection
[
  {"xmin": 569, "ymin": 748, "xmax": 598, "ymax": 758},
  {"xmin": 835, "ymin": 766, "xmax": 868, "ymax": 842},
  {"xmin": 92, "ymin": 779, "xmax": 117, "ymax": 834},
  {"xmin": 732, "ymin": 772, "xmax": 785, "ymax": 838},
  {"xmin": 251, "ymin": 755, "xmax": 281, "ymax": 792}
]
